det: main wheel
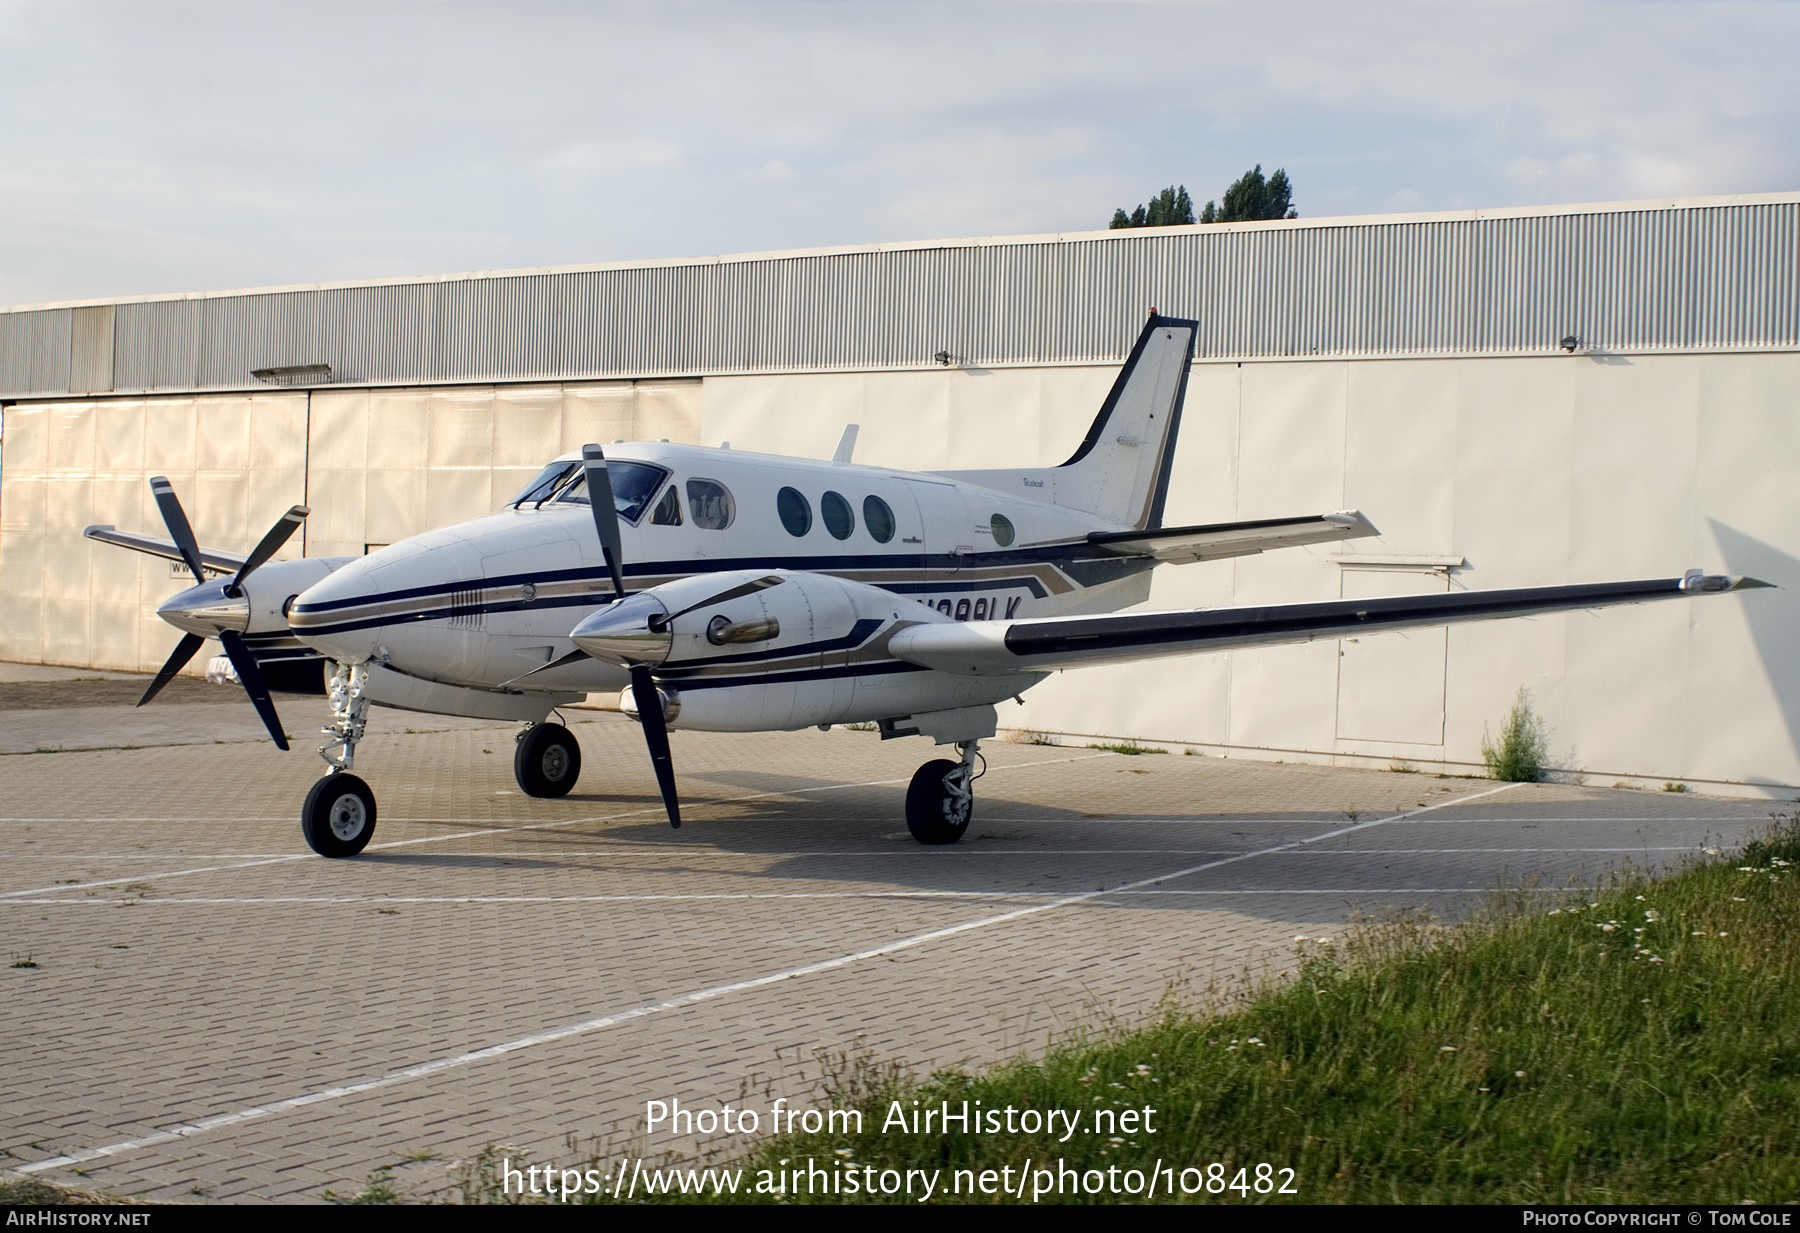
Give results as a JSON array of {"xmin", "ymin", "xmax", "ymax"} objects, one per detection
[
  {"xmin": 905, "ymin": 758, "xmax": 972, "ymax": 845},
  {"xmin": 302, "ymin": 773, "xmax": 377, "ymax": 857},
  {"xmin": 515, "ymin": 723, "xmax": 582, "ymax": 797}
]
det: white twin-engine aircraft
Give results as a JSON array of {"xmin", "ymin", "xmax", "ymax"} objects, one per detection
[{"xmin": 87, "ymin": 314, "xmax": 1765, "ymax": 857}]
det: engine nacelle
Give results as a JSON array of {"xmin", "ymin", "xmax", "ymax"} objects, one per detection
[{"xmin": 570, "ymin": 568, "xmax": 1042, "ymax": 732}]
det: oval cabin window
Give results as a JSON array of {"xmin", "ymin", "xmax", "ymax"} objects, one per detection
[
  {"xmin": 777, "ymin": 487, "xmax": 813, "ymax": 537},
  {"xmin": 990, "ymin": 513, "xmax": 1015, "ymax": 547},
  {"xmin": 686, "ymin": 479, "xmax": 735, "ymax": 530},
  {"xmin": 821, "ymin": 491, "xmax": 855, "ymax": 540},
  {"xmin": 863, "ymin": 495, "xmax": 896, "ymax": 543}
]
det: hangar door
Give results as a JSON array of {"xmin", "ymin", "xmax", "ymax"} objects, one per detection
[{"xmin": 1334, "ymin": 566, "xmax": 1450, "ymax": 746}]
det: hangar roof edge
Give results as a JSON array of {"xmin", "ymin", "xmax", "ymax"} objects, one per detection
[{"xmin": 5, "ymin": 189, "xmax": 1798, "ymax": 316}]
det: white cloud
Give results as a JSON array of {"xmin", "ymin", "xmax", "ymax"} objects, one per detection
[{"xmin": 0, "ymin": 0, "xmax": 1796, "ymax": 304}]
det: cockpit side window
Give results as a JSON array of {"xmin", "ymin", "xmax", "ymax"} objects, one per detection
[
  {"xmin": 508, "ymin": 462, "xmax": 581, "ymax": 508},
  {"xmin": 650, "ymin": 484, "xmax": 683, "ymax": 526},
  {"xmin": 553, "ymin": 461, "xmax": 672, "ymax": 524},
  {"xmin": 686, "ymin": 478, "xmax": 735, "ymax": 530}
]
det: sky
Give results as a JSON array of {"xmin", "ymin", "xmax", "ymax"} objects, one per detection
[{"xmin": 1, "ymin": 0, "xmax": 1797, "ymax": 307}]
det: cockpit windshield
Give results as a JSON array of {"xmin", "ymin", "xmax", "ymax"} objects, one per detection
[
  {"xmin": 507, "ymin": 462, "xmax": 581, "ymax": 508},
  {"xmin": 553, "ymin": 461, "xmax": 672, "ymax": 525}
]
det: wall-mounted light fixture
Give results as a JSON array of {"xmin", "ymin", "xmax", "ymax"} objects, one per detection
[
  {"xmin": 1558, "ymin": 335, "xmax": 1580, "ymax": 353},
  {"xmin": 933, "ymin": 350, "xmax": 954, "ymax": 367},
  {"xmin": 252, "ymin": 363, "xmax": 333, "ymax": 386}
]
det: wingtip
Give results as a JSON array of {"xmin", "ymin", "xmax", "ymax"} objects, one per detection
[
  {"xmin": 1684, "ymin": 572, "xmax": 1776, "ymax": 593},
  {"xmin": 1326, "ymin": 510, "xmax": 1382, "ymax": 538}
]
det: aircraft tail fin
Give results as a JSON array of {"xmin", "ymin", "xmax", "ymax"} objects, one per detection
[{"xmin": 1055, "ymin": 313, "xmax": 1197, "ymax": 530}]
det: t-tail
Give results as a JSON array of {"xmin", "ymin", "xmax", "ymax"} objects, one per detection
[{"xmin": 935, "ymin": 312, "xmax": 1197, "ymax": 530}]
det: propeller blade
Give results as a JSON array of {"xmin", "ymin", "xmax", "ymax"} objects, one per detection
[
  {"xmin": 499, "ymin": 647, "xmax": 590, "ymax": 687},
  {"xmin": 581, "ymin": 445, "xmax": 627, "ymax": 598},
  {"xmin": 149, "ymin": 476, "xmax": 208, "ymax": 586},
  {"xmin": 219, "ymin": 629, "xmax": 290, "ymax": 751},
  {"xmin": 138, "ymin": 632, "xmax": 207, "ymax": 707},
  {"xmin": 232, "ymin": 505, "xmax": 309, "ymax": 591},
  {"xmin": 656, "ymin": 575, "xmax": 786, "ymax": 630},
  {"xmin": 630, "ymin": 664, "xmax": 681, "ymax": 828}
]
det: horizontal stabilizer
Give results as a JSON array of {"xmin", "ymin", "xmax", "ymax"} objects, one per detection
[
  {"xmin": 83, "ymin": 525, "xmax": 247, "ymax": 575},
  {"xmin": 890, "ymin": 573, "xmax": 1770, "ymax": 676},
  {"xmin": 1088, "ymin": 510, "xmax": 1379, "ymax": 564}
]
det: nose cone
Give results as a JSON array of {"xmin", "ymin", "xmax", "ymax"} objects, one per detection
[
  {"xmin": 570, "ymin": 594, "xmax": 671, "ymax": 666},
  {"xmin": 157, "ymin": 579, "xmax": 249, "ymax": 636},
  {"xmin": 288, "ymin": 553, "xmax": 388, "ymax": 662}
]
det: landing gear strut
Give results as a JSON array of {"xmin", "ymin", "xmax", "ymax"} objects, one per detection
[
  {"xmin": 905, "ymin": 740, "xmax": 980, "ymax": 845},
  {"xmin": 302, "ymin": 660, "xmax": 376, "ymax": 858},
  {"xmin": 515, "ymin": 722, "xmax": 582, "ymax": 797}
]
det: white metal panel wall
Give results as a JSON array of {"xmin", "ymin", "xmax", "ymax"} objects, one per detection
[
  {"xmin": 704, "ymin": 350, "xmax": 1800, "ymax": 794},
  {"xmin": 4, "ymin": 199, "xmax": 1796, "ymax": 399},
  {"xmin": 303, "ymin": 380, "xmax": 701, "ymax": 560},
  {"xmin": 0, "ymin": 394, "xmax": 310, "ymax": 673}
]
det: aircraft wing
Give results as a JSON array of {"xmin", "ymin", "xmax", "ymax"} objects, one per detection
[
  {"xmin": 83, "ymin": 525, "xmax": 248, "ymax": 575},
  {"xmin": 1086, "ymin": 510, "xmax": 1379, "ymax": 564},
  {"xmin": 889, "ymin": 573, "xmax": 1770, "ymax": 676}
]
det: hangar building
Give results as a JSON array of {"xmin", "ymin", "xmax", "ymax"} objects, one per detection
[{"xmin": 3, "ymin": 191, "xmax": 1797, "ymax": 794}]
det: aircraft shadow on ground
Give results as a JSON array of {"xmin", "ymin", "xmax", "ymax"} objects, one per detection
[{"xmin": 365, "ymin": 781, "xmax": 1633, "ymax": 928}]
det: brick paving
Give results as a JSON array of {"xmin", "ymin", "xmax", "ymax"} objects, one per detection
[{"xmin": 0, "ymin": 707, "xmax": 1779, "ymax": 1202}]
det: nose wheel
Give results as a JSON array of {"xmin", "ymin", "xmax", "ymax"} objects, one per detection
[
  {"xmin": 302, "ymin": 772, "xmax": 377, "ymax": 857},
  {"xmin": 905, "ymin": 740, "xmax": 980, "ymax": 845},
  {"xmin": 515, "ymin": 722, "xmax": 582, "ymax": 797}
]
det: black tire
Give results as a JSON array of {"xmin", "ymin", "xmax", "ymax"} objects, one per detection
[
  {"xmin": 905, "ymin": 758, "xmax": 972, "ymax": 845},
  {"xmin": 515, "ymin": 723, "xmax": 582, "ymax": 798},
  {"xmin": 302, "ymin": 773, "xmax": 377, "ymax": 858}
]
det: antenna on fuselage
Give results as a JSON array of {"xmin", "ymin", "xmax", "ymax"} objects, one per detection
[{"xmin": 831, "ymin": 424, "xmax": 859, "ymax": 465}]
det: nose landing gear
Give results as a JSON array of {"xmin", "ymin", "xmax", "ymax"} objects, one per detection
[
  {"xmin": 905, "ymin": 740, "xmax": 981, "ymax": 845},
  {"xmin": 302, "ymin": 660, "xmax": 377, "ymax": 858}
]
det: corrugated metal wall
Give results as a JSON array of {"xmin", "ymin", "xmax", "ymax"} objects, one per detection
[{"xmin": 4, "ymin": 198, "xmax": 1797, "ymax": 400}]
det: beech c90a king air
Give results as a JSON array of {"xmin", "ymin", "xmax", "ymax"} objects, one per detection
[{"xmin": 87, "ymin": 314, "xmax": 1768, "ymax": 857}]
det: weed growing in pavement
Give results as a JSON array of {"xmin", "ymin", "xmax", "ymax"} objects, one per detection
[
  {"xmin": 1087, "ymin": 741, "xmax": 1168, "ymax": 756},
  {"xmin": 1482, "ymin": 688, "xmax": 1549, "ymax": 782}
]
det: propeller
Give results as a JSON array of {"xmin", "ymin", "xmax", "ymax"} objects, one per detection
[
  {"xmin": 630, "ymin": 665, "xmax": 682, "ymax": 828},
  {"xmin": 137, "ymin": 476, "xmax": 308, "ymax": 752},
  {"xmin": 565, "ymin": 447, "xmax": 792, "ymax": 827},
  {"xmin": 574, "ymin": 445, "xmax": 682, "ymax": 824},
  {"xmin": 581, "ymin": 444, "xmax": 627, "ymax": 598}
]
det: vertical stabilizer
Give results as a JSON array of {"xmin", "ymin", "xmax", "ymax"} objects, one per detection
[{"xmin": 1056, "ymin": 314, "xmax": 1196, "ymax": 530}]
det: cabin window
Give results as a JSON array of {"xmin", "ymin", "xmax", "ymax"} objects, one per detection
[
  {"xmin": 650, "ymin": 485, "xmax": 683, "ymax": 526},
  {"xmin": 821, "ymin": 491, "xmax": 855, "ymax": 540},
  {"xmin": 863, "ymin": 495, "xmax": 896, "ymax": 543},
  {"xmin": 777, "ymin": 487, "xmax": 813, "ymax": 537},
  {"xmin": 553, "ymin": 461, "xmax": 670, "ymax": 524},
  {"xmin": 990, "ymin": 513, "xmax": 1015, "ymax": 547},
  {"xmin": 686, "ymin": 478, "xmax": 735, "ymax": 530}
]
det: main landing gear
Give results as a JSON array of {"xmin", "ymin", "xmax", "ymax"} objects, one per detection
[
  {"xmin": 514, "ymin": 722, "xmax": 582, "ymax": 797},
  {"xmin": 905, "ymin": 740, "xmax": 982, "ymax": 845},
  {"xmin": 302, "ymin": 660, "xmax": 376, "ymax": 858},
  {"xmin": 298, "ymin": 664, "xmax": 589, "ymax": 857}
]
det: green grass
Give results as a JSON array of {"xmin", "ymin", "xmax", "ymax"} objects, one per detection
[
  {"xmin": 1086, "ymin": 742, "xmax": 1168, "ymax": 756},
  {"xmin": 615, "ymin": 818, "xmax": 1800, "ymax": 1205}
]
